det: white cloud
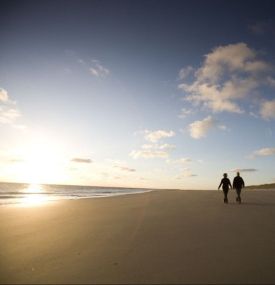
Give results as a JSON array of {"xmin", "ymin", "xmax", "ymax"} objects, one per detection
[
  {"xmin": 144, "ymin": 130, "xmax": 175, "ymax": 143},
  {"xmin": 130, "ymin": 143, "xmax": 175, "ymax": 159},
  {"xmin": 178, "ymin": 66, "xmax": 194, "ymax": 80},
  {"xmin": 259, "ymin": 100, "xmax": 275, "ymax": 120},
  {"xmin": 0, "ymin": 88, "xmax": 9, "ymax": 102},
  {"xmin": 0, "ymin": 108, "xmax": 21, "ymax": 124},
  {"xmin": 89, "ymin": 61, "xmax": 110, "ymax": 78},
  {"xmin": 189, "ymin": 116, "xmax": 220, "ymax": 139},
  {"xmin": 0, "ymin": 88, "xmax": 23, "ymax": 127},
  {"xmin": 131, "ymin": 130, "xmax": 175, "ymax": 159},
  {"xmin": 179, "ymin": 43, "xmax": 272, "ymax": 114},
  {"xmin": 178, "ymin": 108, "xmax": 194, "ymax": 118},
  {"xmin": 252, "ymin": 147, "xmax": 275, "ymax": 157},
  {"xmin": 130, "ymin": 149, "xmax": 169, "ymax": 159},
  {"xmin": 167, "ymin": 157, "xmax": 192, "ymax": 164},
  {"xmin": 176, "ymin": 168, "xmax": 197, "ymax": 179}
]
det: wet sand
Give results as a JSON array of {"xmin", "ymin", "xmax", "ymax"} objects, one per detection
[{"xmin": 1, "ymin": 189, "xmax": 275, "ymax": 284}]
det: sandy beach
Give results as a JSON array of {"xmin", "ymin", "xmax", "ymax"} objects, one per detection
[{"xmin": 1, "ymin": 189, "xmax": 275, "ymax": 284}]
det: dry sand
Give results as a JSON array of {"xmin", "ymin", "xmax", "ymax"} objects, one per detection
[{"xmin": 1, "ymin": 189, "xmax": 275, "ymax": 284}]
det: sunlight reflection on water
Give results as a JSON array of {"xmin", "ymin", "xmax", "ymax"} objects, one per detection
[{"xmin": 20, "ymin": 184, "xmax": 50, "ymax": 207}]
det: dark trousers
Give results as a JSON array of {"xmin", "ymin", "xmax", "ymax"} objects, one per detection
[
  {"xmin": 223, "ymin": 189, "xmax": 229, "ymax": 199},
  {"xmin": 236, "ymin": 188, "xmax": 242, "ymax": 198}
]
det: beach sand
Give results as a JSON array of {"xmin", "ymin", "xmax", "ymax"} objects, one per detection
[{"xmin": 1, "ymin": 189, "xmax": 275, "ymax": 284}]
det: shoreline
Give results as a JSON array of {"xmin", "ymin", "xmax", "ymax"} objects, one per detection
[{"xmin": 1, "ymin": 189, "xmax": 275, "ymax": 284}]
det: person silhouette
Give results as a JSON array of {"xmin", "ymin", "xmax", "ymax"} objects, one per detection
[
  {"xmin": 218, "ymin": 173, "xmax": 232, "ymax": 203},
  {"xmin": 233, "ymin": 171, "xmax": 245, "ymax": 204}
]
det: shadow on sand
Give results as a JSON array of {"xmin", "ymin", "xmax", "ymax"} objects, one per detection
[{"xmin": 228, "ymin": 202, "xmax": 275, "ymax": 207}]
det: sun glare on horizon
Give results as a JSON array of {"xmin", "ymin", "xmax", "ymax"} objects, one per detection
[{"xmin": 13, "ymin": 137, "xmax": 69, "ymax": 185}]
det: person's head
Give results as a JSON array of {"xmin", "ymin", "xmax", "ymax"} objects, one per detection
[
  {"xmin": 237, "ymin": 171, "xmax": 240, "ymax": 176},
  {"xmin": 223, "ymin": 173, "xmax": 227, "ymax": 178}
]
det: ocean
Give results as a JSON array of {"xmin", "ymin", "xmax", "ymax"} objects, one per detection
[{"xmin": 0, "ymin": 182, "xmax": 152, "ymax": 206}]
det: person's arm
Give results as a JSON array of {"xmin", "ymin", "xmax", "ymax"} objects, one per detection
[
  {"xmin": 242, "ymin": 178, "xmax": 245, "ymax": 188},
  {"xmin": 232, "ymin": 178, "xmax": 236, "ymax": 189},
  {"xmin": 218, "ymin": 179, "xmax": 222, "ymax": 190},
  {"xmin": 229, "ymin": 179, "xmax": 232, "ymax": 189}
]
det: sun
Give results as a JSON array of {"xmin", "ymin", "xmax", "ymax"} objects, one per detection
[{"xmin": 15, "ymin": 137, "xmax": 68, "ymax": 184}]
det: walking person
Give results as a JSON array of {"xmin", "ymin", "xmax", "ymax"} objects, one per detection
[
  {"xmin": 218, "ymin": 173, "xmax": 232, "ymax": 204},
  {"xmin": 233, "ymin": 172, "xmax": 245, "ymax": 204}
]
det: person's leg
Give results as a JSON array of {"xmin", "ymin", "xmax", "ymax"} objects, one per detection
[
  {"xmin": 223, "ymin": 189, "xmax": 228, "ymax": 203},
  {"xmin": 236, "ymin": 188, "xmax": 241, "ymax": 203},
  {"xmin": 237, "ymin": 188, "xmax": 241, "ymax": 203}
]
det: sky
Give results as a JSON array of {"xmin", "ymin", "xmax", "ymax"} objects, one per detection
[{"xmin": 1, "ymin": 0, "xmax": 275, "ymax": 189}]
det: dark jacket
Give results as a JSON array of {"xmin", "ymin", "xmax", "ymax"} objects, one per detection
[
  {"xmin": 233, "ymin": 176, "xmax": 245, "ymax": 189},
  {"xmin": 219, "ymin": 178, "xmax": 232, "ymax": 191}
]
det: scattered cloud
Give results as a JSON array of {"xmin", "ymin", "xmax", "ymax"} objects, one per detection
[
  {"xmin": 109, "ymin": 160, "xmax": 137, "ymax": 172},
  {"xmin": 89, "ymin": 60, "xmax": 110, "ymax": 78},
  {"xmin": 150, "ymin": 143, "xmax": 176, "ymax": 150},
  {"xmin": 251, "ymin": 147, "xmax": 275, "ymax": 157},
  {"xmin": 0, "ymin": 88, "xmax": 9, "ymax": 102},
  {"xmin": 114, "ymin": 166, "xmax": 136, "ymax": 172},
  {"xmin": 130, "ymin": 142, "xmax": 175, "ymax": 159},
  {"xmin": 230, "ymin": 168, "xmax": 258, "ymax": 173},
  {"xmin": 167, "ymin": 157, "xmax": 192, "ymax": 164},
  {"xmin": 130, "ymin": 149, "xmax": 169, "ymax": 159},
  {"xmin": 267, "ymin": 76, "xmax": 275, "ymax": 87},
  {"xmin": 0, "ymin": 108, "xmax": 21, "ymax": 124},
  {"xmin": 178, "ymin": 43, "xmax": 273, "ymax": 115},
  {"xmin": 75, "ymin": 56, "xmax": 110, "ymax": 78},
  {"xmin": 188, "ymin": 116, "xmax": 225, "ymax": 139},
  {"xmin": 259, "ymin": 100, "xmax": 275, "ymax": 120},
  {"xmin": 178, "ymin": 66, "xmax": 194, "ymax": 80},
  {"xmin": 176, "ymin": 168, "xmax": 197, "ymax": 179},
  {"xmin": 178, "ymin": 108, "xmax": 194, "ymax": 119},
  {"xmin": 144, "ymin": 130, "xmax": 175, "ymax": 143},
  {"xmin": 71, "ymin": 158, "xmax": 93, "ymax": 163},
  {"xmin": 0, "ymin": 88, "xmax": 24, "ymax": 128}
]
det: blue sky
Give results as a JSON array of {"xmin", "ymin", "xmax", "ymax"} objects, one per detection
[{"xmin": 1, "ymin": 0, "xmax": 275, "ymax": 189}]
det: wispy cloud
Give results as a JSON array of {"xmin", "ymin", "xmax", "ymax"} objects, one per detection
[
  {"xmin": 109, "ymin": 160, "xmax": 137, "ymax": 173},
  {"xmin": 259, "ymin": 100, "xmax": 275, "ymax": 120},
  {"xmin": 0, "ymin": 88, "xmax": 24, "ymax": 128},
  {"xmin": 178, "ymin": 108, "xmax": 194, "ymax": 119},
  {"xmin": 89, "ymin": 60, "xmax": 110, "ymax": 78},
  {"xmin": 230, "ymin": 168, "xmax": 258, "ymax": 173},
  {"xmin": 75, "ymin": 55, "xmax": 110, "ymax": 78},
  {"xmin": 114, "ymin": 166, "xmax": 136, "ymax": 172},
  {"xmin": 130, "ymin": 149, "xmax": 170, "ymax": 159},
  {"xmin": 178, "ymin": 66, "xmax": 194, "ymax": 80},
  {"xmin": 167, "ymin": 157, "xmax": 192, "ymax": 164},
  {"xmin": 71, "ymin": 158, "xmax": 93, "ymax": 163},
  {"xmin": 176, "ymin": 168, "xmax": 197, "ymax": 179},
  {"xmin": 130, "ymin": 143, "xmax": 175, "ymax": 159},
  {"xmin": 0, "ymin": 108, "xmax": 21, "ymax": 124},
  {"xmin": 144, "ymin": 130, "xmax": 175, "ymax": 143},
  {"xmin": 188, "ymin": 116, "xmax": 226, "ymax": 139},
  {"xmin": 147, "ymin": 143, "xmax": 176, "ymax": 150},
  {"xmin": 251, "ymin": 147, "xmax": 275, "ymax": 157},
  {"xmin": 0, "ymin": 88, "xmax": 9, "ymax": 102},
  {"xmin": 178, "ymin": 43, "xmax": 273, "ymax": 115}
]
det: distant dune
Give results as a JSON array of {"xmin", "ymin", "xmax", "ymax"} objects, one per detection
[{"xmin": 246, "ymin": 183, "xmax": 275, "ymax": 189}]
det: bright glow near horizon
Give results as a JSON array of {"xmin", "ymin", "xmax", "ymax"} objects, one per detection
[{"xmin": 1, "ymin": 1, "xmax": 275, "ymax": 189}]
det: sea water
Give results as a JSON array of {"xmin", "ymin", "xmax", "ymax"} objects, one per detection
[{"xmin": 0, "ymin": 182, "xmax": 152, "ymax": 206}]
